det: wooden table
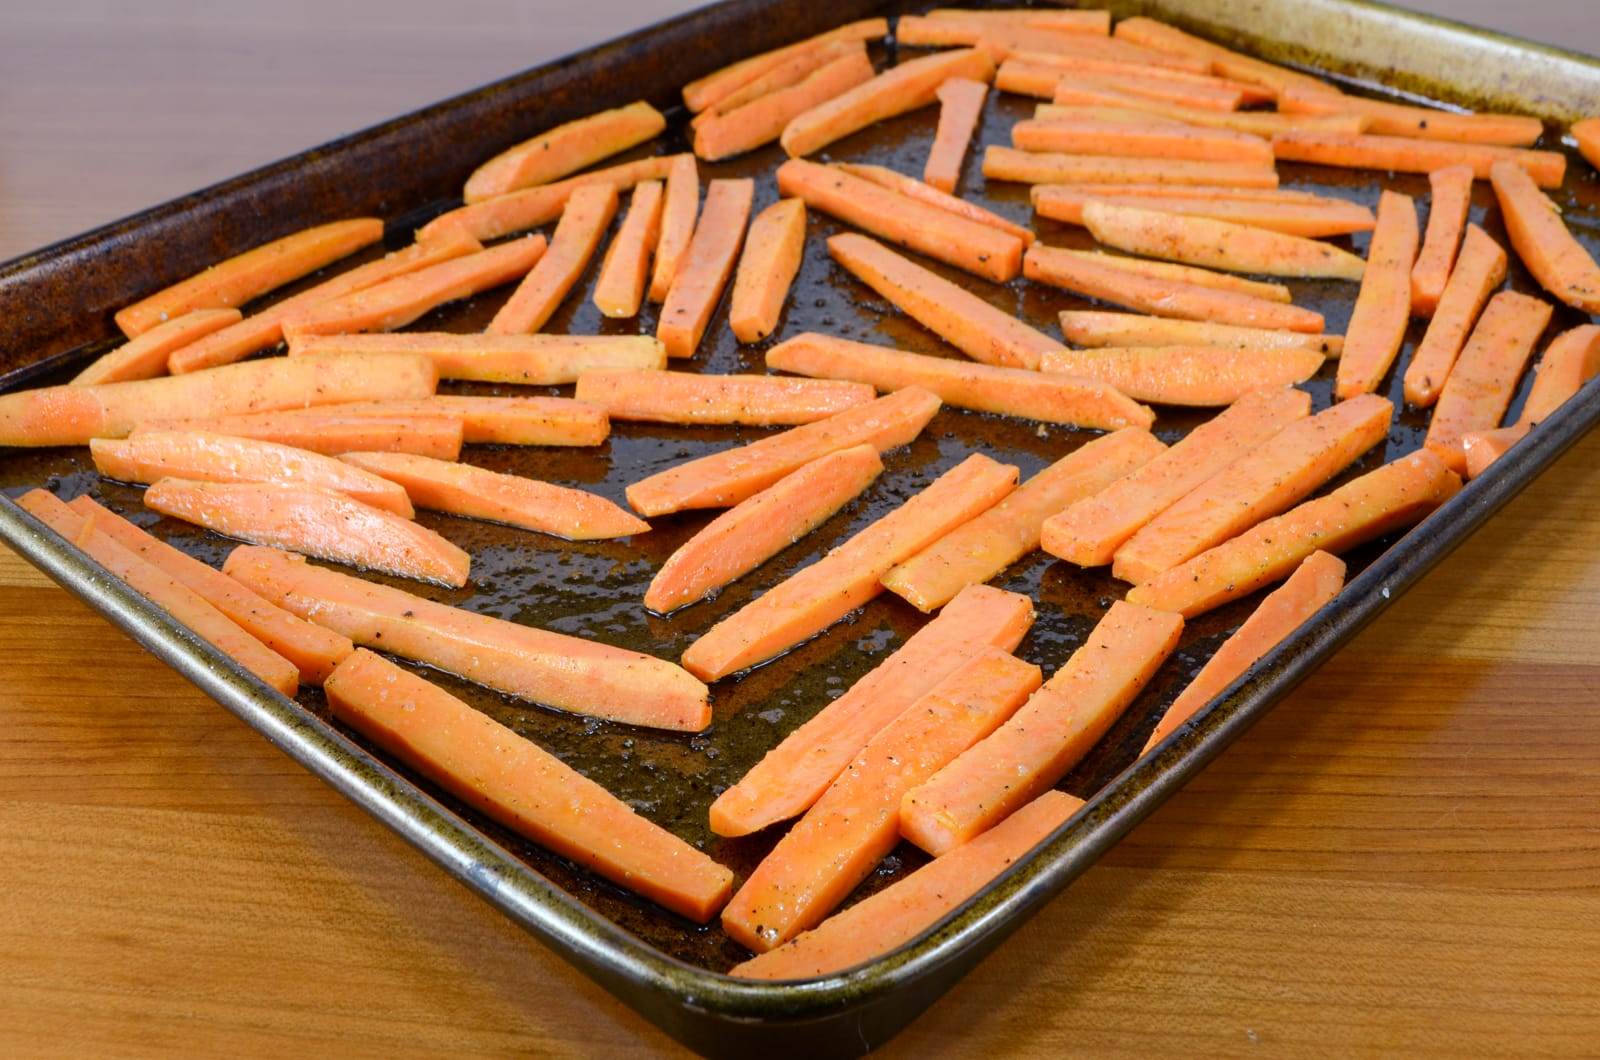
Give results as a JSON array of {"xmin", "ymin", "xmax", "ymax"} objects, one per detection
[{"xmin": 3, "ymin": 4, "xmax": 1598, "ymax": 1055}]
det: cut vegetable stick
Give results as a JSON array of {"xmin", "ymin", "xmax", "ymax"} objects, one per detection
[
  {"xmin": 828, "ymin": 233, "xmax": 1060, "ymax": 368},
  {"xmin": 766, "ymin": 331, "xmax": 1153, "ymax": 429},
  {"xmin": 115, "ymin": 219, "xmax": 383, "ymax": 338},
  {"xmin": 90, "ymin": 432, "xmax": 414, "ymax": 517},
  {"xmin": 1013, "ymin": 118, "xmax": 1272, "ymax": 165},
  {"xmin": 1023, "ymin": 244, "xmax": 1326, "ymax": 333},
  {"xmin": 227, "ymin": 547, "xmax": 708, "ymax": 731},
  {"xmin": 1271, "ymin": 130, "xmax": 1566, "ymax": 188},
  {"xmin": 576, "ymin": 370, "xmax": 873, "ymax": 426},
  {"xmin": 728, "ymin": 198, "xmax": 807, "ymax": 343},
  {"xmin": 883, "ymin": 429, "xmax": 1165, "ymax": 611},
  {"xmin": 647, "ymin": 155, "xmax": 702, "ymax": 304},
  {"xmin": 420, "ymin": 156, "xmax": 680, "ymax": 245},
  {"xmin": 323, "ymin": 650, "xmax": 730, "ymax": 920},
  {"xmin": 658, "ymin": 179, "xmax": 755, "ymax": 358},
  {"xmin": 778, "ymin": 159, "xmax": 1022, "ymax": 283},
  {"xmin": 1130, "ymin": 449, "xmax": 1459, "ymax": 617},
  {"xmin": 1491, "ymin": 160, "xmax": 1600, "ymax": 313},
  {"xmin": 1040, "ymin": 345, "xmax": 1323, "ymax": 407},
  {"xmin": 289, "ymin": 332, "xmax": 665, "ymax": 384},
  {"xmin": 1063, "ymin": 70, "xmax": 1244, "ymax": 111},
  {"xmin": 1574, "ymin": 118, "xmax": 1600, "ymax": 170},
  {"xmin": 592, "ymin": 180, "xmax": 664, "ymax": 319},
  {"xmin": 1335, "ymin": 190, "xmax": 1422, "ymax": 400},
  {"xmin": 1035, "ymin": 95, "xmax": 1367, "ymax": 138},
  {"xmin": 837, "ymin": 163, "xmax": 1034, "ymax": 245},
  {"xmin": 645, "ymin": 445, "xmax": 884, "ymax": 615},
  {"xmin": 1423, "ymin": 290, "xmax": 1553, "ymax": 473},
  {"xmin": 1410, "ymin": 165, "xmax": 1474, "ymax": 317},
  {"xmin": 1033, "ymin": 186, "xmax": 1375, "ymax": 238},
  {"xmin": 318, "ymin": 396, "xmax": 608, "ymax": 447},
  {"xmin": 693, "ymin": 48, "xmax": 876, "ymax": 161},
  {"xmin": 982, "ymin": 145, "xmax": 1279, "ymax": 187},
  {"xmin": 780, "ymin": 47, "xmax": 997, "ymax": 158},
  {"xmin": 722, "ymin": 649, "xmax": 1041, "ymax": 951},
  {"xmin": 487, "ymin": 185, "xmax": 619, "ymax": 335},
  {"xmin": 338, "ymin": 451, "xmax": 648, "ymax": 540},
  {"xmin": 1110, "ymin": 394, "xmax": 1393, "ymax": 584},
  {"xmin": 73, "ymin": 309, "xmax": 241, "ymax": 385},
  {"xmin": 147, "ymin": 479, "xmax": 470, "ymax": 588},
  {"xmin": 16, "ymin": 490, "xmax": 299, "ymax": 695},
  {"xmin": 682, "ymin": 18, "xmax": 888, "ymax": 114},
  {"xmin": 1459, "ymin": 424, "xmax": 1525, "ymax": 479},
  {"xmin": 926, "ymin": 20, "xmax": 1209, "ymax": 71},
  {"xmin": 1277, "ymin": 85, "xmax": 1543, "ymax": 147},
  {"xmin": 995, "ymin": 60, "xmax": 1085, "ymax": 100},
  {"xmin": 1140, "ymin": 551, "xmax": 1345, "ymax": 756},
  {"xmin": 900, "ymin": 600, "xmax": 1182, "ymax": 856},
  {"xmin": 1518, "ymin": 325, "xmax": 1600, "ymax": 427},
  {"xmin": 0, "ymin": 351, "xmax": 438, "ymax": 448},
  {"xmin": 1112, "ymin": 17, "xmax": 1336, "ymax": 97},
  {"xmin": 696, "ymin": 40, "xmax": 865, "ymax": 119},
  {"xmin": 926, "ymin": 8, "xmax": 1112, "ymax": 34},
  {"xmin": 463, "ymin": 101, "xmax": 666, "ymax": 203},
  {"xmin": 1039, "ymin": 181, "xmax": 1331, "ymax": 204},
  {"xmin": 681, "ymin": 453, "xmax": 1018, "ymax": 681},
  {"xmin": 924, "ymin": 77, "xmax": 988, "ymax": 192},
  {"xmin": 1012, "ymin": 49, "xmax": 1273, "ymax": 103},
  {"xmin": 1058, "ymin": 312, "xmax": 1344, "ymax": 357},
  {"xmin": 1042, "ymin": 386, "xmax": 1312, "ymax": 566},
  {"xmin": 136, "ymin": 409, "xmax": 464, "ymax": 461},
  {"xmin": 1402, "ymin": 225, "xmax": 1508, "ymax": 407},
  {"xmin": 626, "ymin": 386, "xmax": 940, "ymax": 517},
  {"xmin": 1045, "ymin": 249, "xmax": 1291, "ymax": 302},
  {"xmin": 1082, "ymin": 200, "xmax": 1368, "ymax": 280}
]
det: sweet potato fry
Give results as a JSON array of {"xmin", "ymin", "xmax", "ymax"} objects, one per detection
[
  {"xmin": 982, "ymin": 145, "xmax": 1279, "ymax": 187},
  {"xmin": 1044, "ymin": 249, "xmax": 1292, "ymax": 302},
  {"xmin": 136, "ymin": 408, "xmax": 465, "ymax": 460},
  {"xmin": 695, "ymin": 40, "xmax": 865, "ymax": 118},
  {"xmin": 925, "ymin": 77, "xmax": 988, "ymax": 192},
  {"xmin": 463, "ymin": 101, "xmax": 666, "ymax": 202},
  {"xmin": 682, "ymin": 19, "xmax": 888, "ymax": 114},
  {"xmin": 289, "ymin": 332, "xmax": 664, "ymax": 384},
  {"xmin": 321, "ymin": 396, "xmax": 608, "ymax": 447},
  {"xmin": 1040, "ymin": 345, "xmax": 1323, "ymax": 407},
  {"xmin": 73, "ymin": 309, "xmax": 240, "ymax": 385},
  {"xmin": 1336, "ymin": 190, "xmax": 1421, "ymax": 400},
  {"xmin": 693, "ymin": 49, "xmax": 876, "ymax": 161},
  {"xmin": 1277, "ymin": 86, "xmax": 1543, "ymax": 147},
  {"xmin": 658, "ymin": 178, "xmax": 755, "ymax": 358},
  {"xmin": 1032, "ymin": 185, "xmax": 1375, "ymax": 238},
  {"xmin": 1112, "ymin": 17, "xmax": 1337, "ymax": 97},
  {"xmin": 1410, "ymin": 165, "xmax": 1474, "ymax": 317},
  {"xmin": 487, "ymin": 185, "xmax": 620, "ymax": 334},
  {"xmin": 1058, "ymin": 312, "xmax": 1344, "ymax": 357},
  {"xmin": 1035, "ymin": 94, "xmax": 1366, "ymax": 137},
  {"xmin": 1574, "ymin": 118, "xmax": 1600, "ymax": 170},
  {"xmin": 647, "ymin": 154, "xmax": 701, "ymax": 304},
  {"xmin": 728, "ymin": 198, "xmax": 807, "ymax": 343},
  {"xmin": 576, "ymin": 370, "xmax": 872, "ymax": 427},
  {"xmin": 592, "ymin": 180, "xmax": 664, "ymax": 319},
  {"xmin": 1271, "ymin": 130, "xmax": 1566, "ymax": 188},
  {"xmin": 1013, "ymin": 117, "xmax": 1273, "ymax": 165},
  {"xmin": 1402, "ymin": 225, "xmax": 1508, "ymax": 407},
  {"xmin": 419, "ymin": 156, "xmax": 680, "ymax": 245},
  {"xmin": 837, "ymin": 162, "xmax": 1034, "ymax": 244},
  {"xmin": 1082, "ymin": 201, "xmax": 1368, "ymax": 280},
  {"xmin": 1490, "ymin": 159, "xmax": 1600, "ymax": 313}
]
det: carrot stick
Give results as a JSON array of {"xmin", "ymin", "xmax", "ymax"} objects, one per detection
[
  {"xmin": 1023, "ymin": 244, "xmax": 1326, "ymax": 332},
  {"xmin": 1013, "ymin": 117, "xmax": 1272, "ymax": 165},
  {"xmin": 780, "ymin": 47, "xmax": 997, "ymax": 158},
  {"xmin": 1033, "ymin": 186, "xmax": 1376, "ymax": 238},
  {"xmin": 575, "ymin": 370, "xmax": 873, "ymax": 426},
  {"xmin": 228, "ymin": 547, "xmax": 709, "ymax": 731},
  {"xmin": 693, "ymin": 49, "xmax": 876, "ymax": 161},
  {"xmin": 625, "ymin": 387, "xmax": 940, "ymax": 517},
  {"xmin": 1040, "ymin": 345, "xmax": 1323, "ymax": 407},
  {"xmin": 1335, "ymin": 190, "xmax": 1421, "ymax": 400},
  {"xmin": 1518, "ymin": 325, "xmax": 1600, "ymax": 427},
  {"xmin": 1402, "ymin": 224, "xmax": 1508, "ymax": 407},
  {"xmin": 288, "ymin": 332, "xmax": 664, "ymax": 384},
  {"xmin": 645, "ymin": 445, "xmax": 884, "ymax": 615},
  {"xmin": 338, "ymin": 451, "xmax": 649, "ymax": 541},
  {"xmin": 1044, "ymin": 248, "xmax": 1292, "ymax": 302},
  {"xmin": 924, "ymin": 77, "xmax": 988, "ymax": 192},
  {"xmin": 1129, "ymin": 450, "xmax": 1460, "ymax": 617},
  {"xmin": 1042, "ymin": 386, "xmax": 1312, "ymax": 567},
  {"xmin": 1271, "ymin": 130, "xmax": 1566, "ymax": 188},
  {"xmin": 1058, "ymin": 312, "xmax": 1344, "ymax": 357},
  {"xmin": 1423, "ymin": 290, "xmax": 1553, "ymax": 473},
  {"xmin": 0, "ymin": 351, "xmax": 437, "ymax": 448},
  {"xmin": 680, "ymin": 453, "xmax": 1019, "ymax": 681},
  {"xmin": 1410, "ymin": 165, "xmax": 1474, "ymax": 317},
  {"xmin": 695, "ymin": 40, "xmax": 865, "ymax": 119},
  {"xmin": 136, "ymin": 409, "xmax": 465, "ymax": 461},
  {"xmin": 828, "ymin": 233, "xmax": 1059, "ymax": 367},
  {"xmin": 323, "ymin": 650, "xmax": 731, "ymax": 920},
  {"xmin": 765, "ymin": 331, "xmax": 1154, "ymax": 429},
  {"xmin": 900, "ymin": 601, "xmax": 1183, "ymax": 856},
  {"xmin": 1082, "ymin": 200, "xmax": 1368, "ymax": 280},
  {"xmin": 419, "ymin": 156, "xmax": 680, "ymax": 245},
  {"xmin": 681, "ymin": 18, "xmax": 888, "ymax": 114},
  {"xmin": 1110, "ymin": 394, "xmax": 1393, "ymax": 584},
  {"xmin": 645, "ymin": 155, "xmax": 702, "ymax": 304},
  {"xmin": 147, "ymin": 479, "xmax": 470, "ymax": 588},
  {"xmin": 1112, "ymin": 17, "xmax": 1336, "ymax": 97},
  {"xmin": 1140, "ymin": 551, "xmax": 1345, "ymax": 756},
  {"xmin": 1066, "ymin": 70, "xmax": 1244, "ymax": 111},
  {"xmin": 836, "ymin": 163, "xmax": 1034, "ymax": 245},
  {"xmin": 1276, "ymin": 85, "xmax": 1543, "ymax": 147},
  {"xmin": 919, "ymin": 19, "xmax": 1210, "ymax": 71},
  {"xmin": 1012, "ymin": 49, "xmax": 1273, "ymax": 103},
  {"xmin": 1574, "ymin": 118, "xmax": 1600, "ymax": 170},
  {"xmin": 592, "ymin": 180, "xmax": 664, "ymax": 319},
  {"xmin": 722, "ymin": 649, "xmax": 1041, "ymax": 951},
  {"xmin": 463, "ymin": 101, "xmax": 666, "ymax": 203},
  {"xmin": 983, "ymin": 145, "xmax": 1279, "ymax": 187},
  {"xmin": 657, "ymin": 179, "xmax": 755, "ymax": 358},
  {"xmin": 73, "ymin": 309, "xmax": 241, "ymax": 386},
  {"xmin": 1490, "ymin": 159, "xmax": 1600, "ymax": 313},
  {"xmin": 316, "ymin": 396, "xmax": 609, "ymax": 447},
  {"xmin": 1035, "ymin": 94, "xmax": 1366, "ymax": 137},
  {"xmin": 1036, "ymin": 182, "xmax": 1327, "ymax": 205},
  {"xmin": 1459, "ymin": 424, "xmax": 1526, "ymax": 479},
  {"xmin": 927, "ymin": 8, "xmax": 1112, "ymax": 34},
  {"xmin": 728, "ymin": 198, "xmax": 807, "ymax": 343},
  {"xmin": 16, "ymin": 490, "xmax": 300, "ymax": 696},
  {"xmin": 883, "ymin": 429, "xmax": 1165, "ymax": 612},
  {"xmin": 487, "ymin": 185, "xmax": 620, "ymax": 334},
  {"xmin": 114, "ymin": 219, "xmax": 383, "ymax": 338}
]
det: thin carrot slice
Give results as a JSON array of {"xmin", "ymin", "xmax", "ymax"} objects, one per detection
[
  {"xmin": 1033, "ymin": 186, "xmax": 1375, "ymax": 238},
  {"xmin": 592, "ymin": 180, "xmax": 664, "ymax": 319},
  {"xmin": 323, "ymin": 650, "xmax": 730, "ymax": 920},
  {"xmin": 728, "ymin": 198, "xmax": 807, "ymax": 343},
  {"xmin": 1271, "ymin": 130, "xmax": 1566, "ymax": 188},
  {"xmin": 115, "ymin": 219, "xmax": 383, "ymax": 338},
  {"xmin": 147, "ymin": 479, "xmax": 470, "ymax": 587},
  {"xmin": 722, "ymin": 649, "xmax": 1041, "ymax": 951},
  {"xmin": 1035, "ymin": 95, "xmax": 1366, "ymax": 138},
  {"xmin": 289, "ymin": 332, "xmax": 664, "ymax": 384},
  {"xmin": 227, "ymin": 547, "xmax": 708, "ymax": 731},
  {"xmin": 658, "ymin": 179, "xmax": 755, "ymax": 358},
  {"xmin": 1013, "ymin": 118, "xmax": 1273, "ymax": 165},
  {"xmin": 1045, "ymin": 248, "xmax": 1292, "ymax": 302},
  {"xmin": 1058, "ymin": 312, "xmax": 1344, "ymax": 357},
  {"xmin": 1491, "ymin": 159, "xmax": 1600, "ymax": 312},
  {"xmin": 73, "ymin": 309, "xmax": 240, "ymax": 386},
  {"xmin": 900, "ymin": 601, "xmax": 1182, "ymax": 856},
  {"xmin": 420, "ymin": 156, "xmax": 680, "ymax": 245},
  {"xmin": 1112, "ymin": 17, "xmax": 1339, "ymax": 97},
  {"xmin": 318, "ymin": 396, "xmax": 608, "ymax": 447},
  {"xmin": 487, "ymin": 185, "xmax": 619, "ymax": 334},
  {"xmin": 136, "ymin": 409, "xmax": 464, "ymax": 461},
  {"xmin": 1277, "ymin": 85, "xmax": 1543, "ymax": 147},
  {"xmin": 836, "ymin": 162, "xmax": 1034, "ymax": 245},
  {"xmin": 694, "ymin": 41, "xmax": 865, "ymax": 119},
  {"xmin": 1410, "ymin": 165, "xmax": 1474, "ymax": 317},
  {"xmin": 766, "ymin": 331, "xmax": 1153, "ymax": 429},
  {"xmin": 645, "ymin": 445, "xmax": 884, "ymax": 615},
  {"xmin": 1335, "ymin": 190, "xmax": 1422, "ymax": 400},
  {"xmin": 1040, "ymin": 345, "xmax": 1323, "ymax": 407},
  {"xmin": 1082, "ymin": 201, "xmax": 1368, "ymax": 280},
  {"xmin": 1110, "ymin": 394, "xmax": 1393, "ymax": 584},
  {"xmin": 983, "ymin": 145, "xmax": 1279, "ymax": 187},
  {"xmin": 693, "ymin": 49, "xmax": 876, "ymax": 161},
  {"xmin": 463, "ymin": 101, "xmax": 665, "ymax": 202},
  {"xmin": 883, "ymin": 429, "xmax": 1165, "ymax": 612},
  {"xmin": 625, "ymin": 387, "xmax": 941, "ymax": 517},
  {"xmin": 925, "ymin": 77, "xmax": 988, "ymax": 192},
  {"xmin": 1402, "ymin": 225, "xmax": 1508, "ymax": 407},
  {"xmin": 682, "ymin": 19, "xmax": 888, "ymax": 114},
  {"xmin": 680, "ymin": 453, "xmax": 1019, "ymax": 681},
  {"xmin": 575, "ymin": 370, "xmax": 873, "ymax": 426},
  {"xmin": 647, "ymin": 155, "xmax": 701, "ymax": 304}
]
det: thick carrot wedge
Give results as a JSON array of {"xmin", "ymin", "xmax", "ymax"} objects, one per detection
[
  {"xmin": 1013, "ymin": 118, "xmax": 1272, "ymax": 165},
  {"xmin": 0, "ymin": 351, "xmax": 437, "ymax": 448},
  {"xmin": 695, "ymin": 40, "xmax": 865, "ymax": 119},
  {"xmin": 1140, "ymin": 551, "xmax": 1345, "ymax": 756},
  {"xmin": 1082, "ymin": 201, "xmax": 1367, "ymax": 280},
  {"xmin": 228, "ymin": 547, "xmax": 708, "ymax": 731},
  {"xmin": 1042, "ymin": 386, "xmax": 1312, "ymax": 566},
  {"xmin": 323, "ymin": 650, "xmax": 730, "ymax": 920},
  {"xmin": 463, "ymin": 101, "xmax": 665, "ymax": 203},
  {"xmin": 1574, "ymin": 118, "xmax": 1600, "ymax": 169},
  {"xmin": 778, "ymin": 159, "xmax": 1022, "ymax": 283},
  {"xmin": 1519, "ymin": 325, "xmax": 1600, "ymax": 427},
  {"xmin": 114, "ymin": 219, "xmax": 383, "ymax": 338},
  {"xmin": 925, "ymin": 77, "xmax": 988, "ymax": 192},
  {"xmin": 1491, "ymin": 160, "xmax": 1600, "ymax": 313},
  {"xmin": 147, "ymin": 479, "xmax": 470, "ymax": 587},
  {"xmin": 592, "ymin": 180, "xmax": 664, "ymax": 319},
  {"xmin": 1110, "ymin": 394, "xmax": 1393, "ymax": 584},
  {"xmin": 982, "ymin": 145, "xmax": 1279, "ymax": 187},
  {"xmin": 575, "ymin": 370, "xmax": 873, "ymax": 427},
  {"xmin": 836, "ymin": 162, "xmax": 1034, "ymax": 245},
  {"xmin": 828, "ymin": 233, "xmax": 1060, "ymax": 367},
  {"xmin": 1277, "ymin": 86, "xmax": 1543, "ymax": 147},
  {"xmin": 722, "ymin": 649, "xmax": 1041, "ymax": 951},
  {"xmin": 900, "ymin": 601, "xmax": 1182, "ymax": 856},
  {"xmin": 657, "ymin": 179, "xmax": 755, "ymax": 358},
  {"xmin": 1112, "ymin": 17, "xmax": 1338, "ymax": 97},
  {"xmin": 289, "ymin": 332, "xmax": 664, "ymax": 384},
  {"xmin": 883, "ymin": 429, "xmax": 1165, "ymax": 612},
  {"xmin": 693, "ymin": 49, "xmax": 876, "ymax": 161},
  {"xmin": 781, "ymin": 47, "xmax": 997, "ymax": 158},
  {"xmin": 487, "ymin": 185, "xmax": 619, "ymax": 335},
  {"xmin": 90, "ymin": 431, "xmax": 415, "ymax": 517},
  {"xmin": 625, "ymin": 387, "xmax": 941, "ymax": 517},
  {"xmin": 73, "ymin": 309, "xmax": 241, "ymax": 385},
  {"xmin": 1460, "ymin": 424, "xmax": 1525, "ymax": 478},
  {"xmin": 927, "ymin": 8, "xmax": 1112, "ymax": 33},
  {"xmin": 645, "ymin": 445, "xmax": 884, "ymax": 615},
  {"xmin": 338, "ymin": 451, "xmax": 647, "ymax": 540},
  {"xmin": 1035, "ymin": 95, "xmax": 1366, "ymax": 138},
  {"xmin": 1402, "ymin": 225, "xmax": 1508, "ymax": 407},
  {"xmin": 420, "ymin": 156, "xmax": 680, "ymax": 245},
  {"xmin": 766, "ymin": 332, "xmax": 1154, "ymax": 429},
  {"xmin": 728, "ymin": 198, "xmax": 807, "ymax": 344},
  {"xmin": 680, "ymin": 453, "xmax": 1019, "ymax": 680},
  {"xmin": 137, "ymin": 409, "xmax": 464, "ymax": 460},
  {"xmin": 1045, "ymin": 248, "xmax": 1292, "ymax": 302},
  {"xmin": 1335, "ymin": 190, "xmax": 1422, "ymax": 400},
  {"xmin": 16, "ymin": 490, "xmax": 299, "ymax": 695},
  {"xmin": 1040, "ymin": 345, "xmax": 1323, "ymax": 407},
  {"xmin": 1033, "ymin": 186, "xmax": 1375, "ymax": 238},
  {"xmin": 1058, "ymin": 312, "xmax": 1344, "ymax": 357},
  {"xmin": 1410, "ymin": 165, "xmax": 1474, "ymax": 317},
  {"xmin": 646, "ymin": 155, "xmax": 701, "ymax": 304},
  {"xmin": 682, "ymin": 18, "xmax": 888, "ymax": 114},
  {"xmin": 1065, "ymin": 70, "xmax": 1244, "ymax": 111},
  {"xmin": 319, "ymin": 396, "xmax": 608, "ymax": 447},
  {"xmin": 1023, "ymin": 244, "xmax": 1326, "ymax": 333},
  {"xmin": 1271, "ymin": 130, "xmax": 1566, "ymax": 188}
]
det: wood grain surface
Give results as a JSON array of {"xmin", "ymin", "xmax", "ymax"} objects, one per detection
[{"xmin": 2, "ymin": 3, "xmax": 1598, "ymax": 1056}]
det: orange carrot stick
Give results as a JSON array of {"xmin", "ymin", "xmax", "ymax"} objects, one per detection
[
  {"xmin": 680, "ymin": 453, "xmax": 1019, "ymax": 681},
  {"xmin": 1066, "ymin": 70, "xmax": 1244, "ymax": 111},
  {"xmin": 693, "ymin": 49, "xmax": 876, "ymax": 161},
  {"xmin": 1459, "ymin": 324, "xmax": 1600, "ymax": 478},
  {"xmin": 1013, "ymin": 49, "xmax": 1273, "ymax": 102},
  {"xmin": 1402, "ymin": 224, "xmax": 1508, "ymax": 407},
  {"xmin": 728, "ymin": 197, "xmax": 807, "ymax": 343},
  {"xmin": 575, "ymin": 370, "xmax": 873, "ymax": 426},
  {"xmin": 646, "ymin": 155, "xmax": 701, "ymax": 304},
  {"xmin": 922, "ymin": 19, "xmax": 1209, "ymax": 71},
  {"xmin": 1574, "ymin": 119, "xmax": 1600, "ymax": 170},
  {"xmin": 982, "ymin": 145, "xmax": 1279, "ymax": 187},
  {"xmin": 900, "ymin": 601, "xmax": 1183, "ymax": 856},
  {"xmin": 487, "ymin": 185, "xmax": 619, "ymax": 334},
  {"xmin": 1041, "ymin": 183, "xmax": 1335, "ymax": 208},
  {"xmin": 836, "ymin": 162, "xmax": 1034, "ymax": 245},
  {"xmin": 463, "ymin": 101, "xmax": 665, "ymax": 203},
  {"xmin": 1040, "ymin": 345, "xmax": 1324, "ymax": 407},
  {"xmin": 288, "ymin": 332, "xmax": 664, "ymax": 384},
  {"xmin": 1277, "ymin": 85, "xmax": 1543, "ymax": 147},
  {"xmin": 1043, "ymin": 248, "xmax": 1292, "ymax": 302},
  {"xmin": 657, "ymin": 178, "xmax": 755, "ymax": 358},
  {"xmin": 925, "ymin": 77, "xmax": 988, "ymax": 192},
  {"xmin": 316, "ymin": 396, "xmax": 608, "ymax": 448},
  {"xmin": 73, "ymin": 309, "xmax": 241, "ymax": 385},
  {"xmin": 1082, "ymin": 200, "xmax": 1368, "ymax": 280},
  {"xmin": 1491, "ymin": 159, "xmax": 1600, "ymax": 313},
  {"xmin": 1112, "ymin": 17, "xmax": 1339, "ymax": 97},
  {"xmin": 1013, "ymin": 117, "xmax": 1272, "ymax": 165},
  {"xmin": 137, "ymin": 408, "xmax": 464, "ymax": 460},
  {"xmin": 592, "ymin": 180, "xmax": 664, "ymax": 319},
  {"xmin": 682, "ymin": 19, "xmax": 888, "ymax": 114},
  {"xmin": 1459, "ymin": 424, "xmax": 1525, "ymax": 478},
  {"xmin": 1035, "ymin": 95, "xmax": 1366, "ymax": 138},
  {"xmin": 928, "ymin": 7, "xmax": 1111, "ymax": 32},
  {"xmin": 323, "ymin": 650, "xmax": 731, "ymax": 920},
  {"xmin": 694, "ymin": 41, "xmax": 865, "ymax": 119},
  {"xmin": 420, "ymin": 156, "xmax": 680, "ymax": 245},
  {"xmin": 1410, "ymin": 165, "xmax": 1474, "ymax": 317},
  {"xmin": 1058, "ymin": 312, "xmax": 1344, "ymax": 357},
  {"xmin": 1335, "ymin": 190, "xmax": 1421, "ymax": 400},
  {"xmin": 1271, "ymin": 130, "xmax": 1566, "ymax": 188},
  {"xmin": 1033, "ymin": 186, "xmax": 1375, "ymax": 238}
]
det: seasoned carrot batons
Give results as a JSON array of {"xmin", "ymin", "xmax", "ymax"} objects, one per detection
[{"xmin": 463, "ymin": 100, "xmax": 665, "ymax": 202}]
